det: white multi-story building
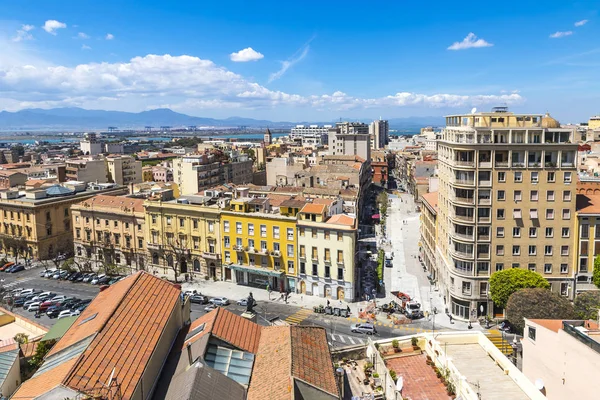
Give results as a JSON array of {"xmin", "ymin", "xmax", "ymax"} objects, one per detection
[
  {"xmin": 290, "ymin": 124, "xmax": 332, "ymax": 139},
  {"xmin": 328, "ymin": 122, "xmax": 371, "ymax": 161},
  {"xmin": 80, "ymin": 133, "xmax": 102, "ymax": 156},
  {"xmin": 369, "ymin": 119, "xmax": 389, "ymax": 149}
]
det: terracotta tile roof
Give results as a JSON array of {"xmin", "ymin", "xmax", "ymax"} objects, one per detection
[
  {"xmin": 290, "ymin": 327, "xmax": 338, "ymax": 397},
  {"xmin": 247, "ymin": 326, "xmax": 292, "ymax": 400},
  {"xmin": 12, "ymin": 357, "xmax": 79, "ymax": 399},
  {"xmin": 300, "ymin": 203, "xmax": 326, "ymax": 214},
  {"xmin": 421, "ymin": 192, "xmax": 439, "ymax": 211},
  {"xmin": 311, "ymin": 198, "xmax": 336, "ymax": 206},
  {"xmin": 25, "ymin": 179, "xmax": 50, "ymax": 187},
  {"xmin": 76, "ymin": 194, "xmax": 145, "ymax": 213},
  {"xmin": 326, "ymin": 214, "xmax": 356, "ymax": 227},
  {"xmin": 0, "ymin": 170, "xmax": 24, "ymax": 177},
  {"xmin": 527, "ymin": 319, "xmax": 599, "ymax": 333},
  {"xmin": 14, "ymin": 272, "xmax": 182, "ymax": 400},
  {"xmin": 279, "ymin": 198, "xmax": 307, "ymax": 208},
  {"xmin": 64, "ymin": 273, "xmax": 181, "ymax": 400},
  {"xmin": 576, "ymin": 194, "xmax": 600, "ymax": 214},
  {"xmin": 185, "ymin": 308, "xmax": 262, "ymax": 353}
]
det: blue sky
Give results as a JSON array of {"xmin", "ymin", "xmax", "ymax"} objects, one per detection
[{"xmin": 0, "ymin": 0, "xmax": 599, "ymax": 122}]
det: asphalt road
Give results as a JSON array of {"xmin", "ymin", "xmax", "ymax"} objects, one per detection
[{"xmin": 0, "ymin": 266, "xmax": 438, "ymax": 345}]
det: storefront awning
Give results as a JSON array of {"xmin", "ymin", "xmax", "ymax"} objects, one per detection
[{"xmin": 228, "ymin": 264, "xmax": 284, "ymax": 277}]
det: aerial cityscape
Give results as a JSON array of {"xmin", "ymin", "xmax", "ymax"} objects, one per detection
[{"xmin": 0, "ymin": 1, "xmax": 599, "ymax": 400}]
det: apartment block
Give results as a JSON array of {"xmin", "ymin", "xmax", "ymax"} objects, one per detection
[
  {"xmin": 297, "ymin": 204, "xmax": 356, "ymax": 301},
  {"xmin": 436, "ymin": 108, "xmax": 578, "ymax": 320},
  {"xmin": 420, "ymin": 192, "xmax": 438, "ymax": 279},
  {"xmin": 369, "ymin": 119, "xmax": 389, "ymax": 149},
  {"xmin": 79, "ymin": 133, "xmax": 103, "ymax": 156},
  {"xmin": 328, "ymin": 122, "xmax": 371, "ymax": 161},
  {"xmin": 173, "ymin": 154, "xmax": 252, "ymax": 195},
  {"xmin": 65, "ymin": 157, "xmax": 109, "ymax": 183},
  {"xmin": 106, "ymin": 155, "xmax": 142, "ymax": 186}
]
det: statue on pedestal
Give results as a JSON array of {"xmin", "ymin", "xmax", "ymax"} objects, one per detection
[{"xmin": 246, "ymin": 292, "xmax": 256, "ymax": 313}]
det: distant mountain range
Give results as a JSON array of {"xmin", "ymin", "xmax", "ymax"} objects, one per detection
[{"xmin": 0, "ymin": 107, "xmax": 444, "ymax": 131}]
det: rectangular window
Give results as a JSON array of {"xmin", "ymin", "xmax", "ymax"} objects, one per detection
[
  {"xmin": 512, "ymin": 263, "xmax": 520, "ymax": 269},
  {"xmin": 580, "ymin": 258, "xmax": 589, "ymax": 273},
  {"xmin": 324, "ymin": 248, "xmax": 331, "ymax": 261},
  {"xmin": 582, "ymin": 224, "xmax": 589, "ymax": 238},
  {"xmin": 138, "ymin": 238, "xmax": 143, "ymax": 249},
  {"xmin": 273, "ymin": 242, "xmax": 280, "ymax": 251},
  {"xmin": 337, "ymin": 250, "xmax": 344, "ymax": 264},
  {"xmin": 528, "ymin": 327, "xmax": 536, "ymax": 341},
  {"xmin": 236, "ymin": 237, "xmax": 242, "ymax": 247},
  {"xmin": 513, "ymin": 227, "xmax": 521, "ymax": 237},
  {"xmin": 546, "ymin": 209, "xmax": 554, "ymax": 219},
  {"xmin": 498, "ymin": 171, "xmax": 506, "ymax": 182},
  {"xmin": 561, "ymin": 264, "xmax": 568, "ymax": 274},
  {"xmin": 260, "ymin": 225, "xmax": 267, "ymax": 237},
  {"xmin": 544, "ymin": 264, "xmax": 552, "ymax": 274},
  {"xmin": 514, "ymin": 190, "xmax": 522, "ymax": 201},
  {"xmin": 260, "ymin": 240, "xmax": 267, "ymax": 251},
  {"xmin": 531, "ymin": 171, "xmax": 538, "ymax": 183},
  {"xmin": 564, "ymin": 172, "xmax": 572, "ymax": 183},
  {"xmin": 299, "ymin": 227, "xmax": 305, "ymax": 236},
  {"xmin": 208, "ymin": 221, "xmax": 214, "ymax": 233},
  {"xmin": 562, "ymin": 209, "xmax": 571, "ymax": 219},
  {"xmin": 273, "ymin": 226, "xmax": 280, "ymax": 239},
  {"xmin": 287, "ymin": 228, "xmax": 294, "ymax": 240},
  {"xmin": 497, "ymin": 190, "xmax": 505, "ymax": 201},
  {"xmin": 545, "ymin": 227, "xmax": 553, "ymax": 237},
  {"xmin": 496, "ymin": 245, "xmax": 504, "ymax": 256},
  {"xmin": 528, "ymin": 245, "xmax": 536, "ymax": 256},
  {"xmin": 497, "ymin": 209, "xmax": 505, "ymax": 219},
  {"xmin": 561, "ymin": 245, "xmax": 569, "ymax": 256},
  {"xmin": 324, "ymin": 230, "xmax": 330, "ymax": 240},
  {"xmin": 462, "ymin": 282, "xmax": 471, "ymax": 295},
  {"xmin": 225, "ymin": 251, "xmax": 231, "ymax": 263},
  {"xmin": 236, "ymin": 222, "xmax": 242, "ymax": 234},
  {"xmin": 248, "ymin": 238, "xmax": 255, "ymax": 249},
  {"xmin": 530, "ymin": 190, "xmax": 538, "ymax": 201},
  {"xmin": 528, "ymin": 263, "xmax": 536, "ymax": 272},
  {"xmin": 324, "ymin": 264, "xmax": 330, "ymax": 278},
  {"xmin": 287, "ymin": 244, "xmax": 294, "ymax": 257},
  {"xmin": 287, "ymin": 261, "xmax": 294, "ymax": 274},
  {"xmin": 193, "ymin": 237, "xmax": 199, "ymax": 250},
  {"xmin": 337, "ymin": 232, "xmax": 343, "ymax": 241},
  {"xmin": 544, "ymin": 245, "xmax": 553, "ymax": 256},
  {"xmin": 562, "ymin": 227, "xmax": 570, "ymax": 238},
  {"xmin": 512, "ymin": 245, "xmax": 520, "ymax": 256},
  {"xmin": 300, "ymin": 262, "xmax": 306, "ymax": 274},
  {"xmin": 299, "ymin": 245, "xmax": 305, "ymax": 258},
  {"xmin": 179, "ymin": 218, "xmax": 185, "ymax": 227},
  {"xmin": 529, "ymin": 227, "xmax": 537, "ymax": 238},
  {"xmin": 166, "ymin": 216, "xmax": 172, "ymax": 225},
  {"xmin": 514, "ymin": 172, "xmax": 522, "ymax": 182},
  {"xmin": 547, "ymin": 190, "xmax": 555, "ymax": 201},
  {"xmin": 563, "ymin": 191, "xmax": 571, "ymax": 201},
  {"xmin": 224, "ymin": 221, "xmax": 230, "ymax": 233},
  {"xmin": 193, "ymin": 219, "xmax": 198, "ymax": 229},
  {"xmin": 496, "ymin": 227, "xmax": 504, "ymax": 238},
  {"xmin": 224, "ymin": 236, "xmax": 230, "ymax": 248},
  {"xmin": 311, "ymin": 246, "xmax": 318, "ymax": 259},
  {"xmin": 312, "ymin": 264, "xmax": 318, "ymax": 276},
  {"xmin": 248, "ymin": 224, "xmax": 254, "ymax": 235},
  {"xmin": 337, "ymin": 267, "xmax": 344, "ymax": 280},
  {"xmin": 496, "ymin": 263, "xmax": 504, "ymax": 271},
  {"xmin": 547, "ymin": 171, "xmax": 555, "ymax": 182}
]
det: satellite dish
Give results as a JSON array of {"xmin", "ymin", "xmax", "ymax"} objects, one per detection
[
  {"xmin": 396, "ymin": 376, "xmax": 404, "ymax": 392},
  {"xmin": 534, "ymin": 378, "xmax": 545, "ymax": 390},
  {"xmin": 471, "ymin": 107, "xmax": 477, "ymax": 114}
]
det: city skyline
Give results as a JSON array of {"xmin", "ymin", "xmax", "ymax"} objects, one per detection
[{"xmin": 0, "ymin": 0, "xmax": 599, "ymax": 122}]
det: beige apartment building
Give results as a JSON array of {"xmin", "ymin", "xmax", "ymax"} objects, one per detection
[
  {"xmin": 328, "ymin": 122, "xmax": 371, "ymax": 161},
  {"xmin": 296, "ymin": 203, "xmax": 357, "ymax": 301},
  {"xmin": 65, "ymin": 157, "xmax": 109, "ymax": 183},
  {"xmin": 436, "ymin": 107, "xmax": 578, "ymax": 320},
  {"xmin": 144, "ymin": 195, "xmax": 222, "ymax": 280},
  {"xmin": 106, "ymin": 154, "xmax": 142, "ymax": 186},
  {"xmin": 420, "ymin": 192, "xmax": 438, "ymax": 281},
  {"xmin": 71, "ymin": 195, "xmax": 146, "ymax": 271}
]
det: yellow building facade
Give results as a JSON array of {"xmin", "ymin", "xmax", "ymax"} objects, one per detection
[{"xmin": 220, "ymin": 197, "xmax": 300, "ymax": 292}]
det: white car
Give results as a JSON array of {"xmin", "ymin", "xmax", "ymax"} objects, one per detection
[
  {"xmin": 91, "ymin": 274, "xmax": 106, "ymax": 285},
  {"xmin": 19, "ymin": 289, "xmax": 35, "ymax": 297},
  {"xmin": 209, "ymin": 297, "xmax": 230, "ymax": 306},
  {"xmin": 26, "ymin": 302, "xmax": 41, "ymax": 312},
  {"xmin": 43, "ymin": 269, "xmax": 57, "ymax": 278},
  {"xmin": 51, "ymin": 295, "xmax": 68, "ymax": 302},
  {"xmin": 82, "ymin": 274, "xmax": 96, "ymax": 283},
  {"xmin": 57, "ymin": 310, "xmax": 75, "ymax": 319},
  {"xmin": 204, "ymin": 304, "xmax": 217, "ymax": 312}
]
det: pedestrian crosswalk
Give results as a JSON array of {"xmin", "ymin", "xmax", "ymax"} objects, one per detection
[
  {"xmin": 328, "ymin": 333, "xmax": 366, "ymax": 346},
  {"xmin": 1, "ymin": 277, "xmax": 35, "ymax": 290},
  {"xmin": 284, "ymin": 308, "xmax": 313, "ymax": 325}
]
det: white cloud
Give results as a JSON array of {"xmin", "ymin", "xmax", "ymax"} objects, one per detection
[
  {"xmin": 549, "ymin": 31, "xmax": 573, "ymax": 38},
  {"xmin": 77, "ymin": 32, "xmax": 89, "ymax": 39},
  {"xmin": 575, "ymin": 19, "xmax": 588, "ymax": 27},
  {"xmin": 0, "ymin": 53, "xmax": 523, "ymax": 113},
  {"xmin": 105, "ymin": 33, "xmax": 114, "ymax": 40},
  {"xmin": 447, "ymin": 33, "xmax": 493, "ymax": 50},
  {"xmin": 81, "ymin": 44, "xmax": 91, "ymax": 50},
  {"xmin": 230, "ymin": 47, "xmax": 264, "ymax": 62},
  {"xmin": 12, "ymin": 24, "xmax": 35, "ymax": 42},
  {"xmin": 268, "ymin": 44, "xmax": 309, "ymax": 83},
  {"xmin": 42, "ymin": 20, "xmax": 67, "ymax": 35}
]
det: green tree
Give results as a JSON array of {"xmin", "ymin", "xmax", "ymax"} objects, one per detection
[
  {"xmin": 574, "ymin": 291, "xmax": 600, "ymax": 320},
  {"xmin": 489, "ymin": 268, "xmax": 550, "ymax": 309},
  {"xmin": 13, "ymin": 333, "xmax": 29, "ymax": 345},
  {"xmin": 28, "ymin": 340, "xmax": 53, "ymax": 370},
  {"xmin": 593, "ymin": 256, "xmax": 600, "ymax": 289},
  {"xmin": 506, "ymin": 288, "xmax": 576, "ymax": 333}
]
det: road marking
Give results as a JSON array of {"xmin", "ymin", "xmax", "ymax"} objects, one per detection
[
  {"xmin": 329, "ymin": 333, "xmax": 365, "ymax": 346},
  {"xmin": 284, "ymin": 308, "xmax": 313, "ymax": 325}
]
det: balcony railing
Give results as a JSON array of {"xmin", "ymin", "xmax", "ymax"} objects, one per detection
[
  {"xmin": 450, "ymin": 248, "xmax": 474, "ymax": 259},
  {"xmin": 451, "ymin": 231, "xmax": 474, "ymax": 241},
  {"xmin": 478, "ymin": 161, "xmax": 492, "ymax": 168},
  {"xmin": 476, "ymin": 252, "xmax": 490, "ymax": 259},
  {"xmin": 450, "ymin": 213, "xmax": 475, "ymax": 223},
  {"xmin": 478, "ymin": 180, "xmax": 492, "ymax": 187},
  {"xmin": 478, "ymin": 197, "xmax": 491, "ymax": 205},
  {"xmin": 202, "ymin": 252, "xmax": 220, "ymax": 260},
  {"xmin": 452, "ymin": 178, "xmax": 475, "ymax": 186},
  {"xmin": 477, "ymin": 234, "xmax": 490, "ymax": 241},
  {"xmin": 450, "ymin": 195, "xmax": 475, "ymax": 205},
  {"xmin": 455, "ymin": 161, "xmax": 475, "ymax": 167},
  {"xmin": 494, "ymin": 161, "xmax": 509, "ymax": 168}
]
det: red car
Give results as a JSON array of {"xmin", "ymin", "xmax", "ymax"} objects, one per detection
[
  {"xmin": 39, "ymin": 300, "xmax": 59, "ymax": 312},
  {"xmin": 0, "ymin": 262, "xmax": 14, "ymax": 272}
]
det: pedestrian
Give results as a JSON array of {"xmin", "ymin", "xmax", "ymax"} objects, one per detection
[
  {"xmin": 327, "ymin": 299, "xmax": 330, "ymax": 307},
  {"xmin": 449, "ymin": 314, "xmax": 454, "ymax": 324},
  {"xmin": 347, "ymin": 305, "xmax": 351, "ymax": 314}
]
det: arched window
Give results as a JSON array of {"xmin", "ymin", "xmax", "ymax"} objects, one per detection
[
  {"xmin": 166, "ymin": 255, "xmax": 174, "ymax": 268},
  {"xmin": 152, "ymin": 252, "xmax": 159, "ymax": 265},
  {"xmin": 193, "ymin": 259, "xmax": 201, "ymax": 272}
]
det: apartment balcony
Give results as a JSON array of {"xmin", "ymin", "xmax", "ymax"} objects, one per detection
[
  {"xmin": 449, "ymin": 194, "xmax": 475, "ymax": 206},
  {"xmin": 494, "ymin": 161, "xmax": 509, "ymax": 168},
  {"xmin": 478, "ymin": 197, "xmax": 491, "ymax": 205},
  {"xmin": 450, "ymin": 231, "xmax": 474, "ymax": 242},
  {"xmin": 477, "ymin": 234, "xmax": 491, "ymax": 241},
  {"xmin": 202, "ymin": 252, "xmax": 221, "ymax": 260},
  {"xmin": 477, "ymin": 215, "xmax": 491, "ymax": 223},
  {"xmin": 478, "ymin": 180, "xmax": 492, "ymax": 187},
  {"xmin": 324, "ymin": 258, "xmax": 332, "ymax": 265},
  {"xmin": 454, "ymin": 160, "xmax": 475, "ymax": 168},
  {"xmin": 528, "ymin": 162, "xmax": 542, "ymax": 168},
  {"xmin": 450, "ymin": 177, "xmax": 475, "ymax": 186},
  {"xmin": 450, "ymin": 248, "xmax": 474, "ymax": 260},
  {"xmin": 146, "ymin": 241, "xmax": 161, "ymax": 250},
  {"xmin": 270, "ymin": 250, "xmax": 282, "ymax": 257},
  {"xmin": 478, "ymin": 161, "xmax": 492, "ymax": 168},
  {"xmin": 233, "ymin": 245, "xmax": 245, "ymax": 252},
  {"xmin": 511, "ymin": 161, "xmax": 525, "ymax": 168},
  {"xmin": 476, "ymin": 252, "xmax": 490, "ymax": 260},
  {"xmin": 561, "ymin": 161, "xmax": 575, "ymax": 168},
  {"xmin": 298, "ymin": 253, "xmax": 306, "ymax": 260},
  {"xmin": 449, "ymin": 211, "xmax": 475, "ymax": 224}
]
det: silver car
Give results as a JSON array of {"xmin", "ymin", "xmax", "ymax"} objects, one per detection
[{"xmin": 351, "ymin": 323, "xmax": 377, "ymax": 335}]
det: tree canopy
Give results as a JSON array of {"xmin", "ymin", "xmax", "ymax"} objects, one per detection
[
  {"xmin": 489, "ymin": 268, "xmax": 550, "ymax": 309},
  {"xmin": 593, "ymin": 256, "xmax": 600, "ymax": 289},
  {"xmin": 506, "ymin": 288, "xmax": 576, "ymax": 333},
  {"xmin": 574, "ymin": 291, "xmax": 600, "ymax": 320}
]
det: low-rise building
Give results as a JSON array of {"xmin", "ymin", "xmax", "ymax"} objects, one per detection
[
  {"xmin": 297, "ymin": 204, "xmax": 356, "ymax": 301},
  {"xmin": 0, "ymin": 170, "xmax": 27, "ymax": 189},
  {"xmin": 71, "ymin": 195, "xmax": 146, "ymax": 272},
  {"xmin": 11, "ymin": 271, "xmax": 188, "ymax": 400},
  {"xmin": 0, "ymin": 183, "xmax": 126, "ymax": 260},
  {"xmin": 522, "ymin": 318, "xmax": 600, "ymax": 400}
]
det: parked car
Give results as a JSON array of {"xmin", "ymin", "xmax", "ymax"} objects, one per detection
[
  {"xmin": 39, "ymin": 300, "xmax": 58, "ymax": 312},
  {"xmin": 190, "ymin": 295, "xmax": 208, "ymax": 304},
  {"xmin": 43, "ymin": 269, "xmax": 57, "ymax": 278},
  {"xmin": 97, "ymin": 276, "xmax": 112, "ymax": 285},
  {"xmin": 82, "ymin": 273, "xmax": 97, "ymax": 283},
  {"xmin": 9, "ymin": 264, "xmax": 25, "ymax": 273},
  {"xmin": 237, "ymin": 298, "xmax": 250, "ymax": 306},
  {"xmin": 57, "ymin": 310, "xmax": 75, "ymax": 319},
  {"xmin": 46, "ymin": 305, "xmax": 65, "ymax": 318},
  {"xmin": 350, "ymin": 323, "xmax": 378, "ymax": 335},
  {"xmin": 51, "ymin": 295, "xmax": 68, "ymax": 303},
  {"xmin": 55, "ymin": 254, "xmax": 66, "ymax": 261},
  {"xmin": 204, "ymin": 304, "xmax": 217, "ymax": 312},
  {"xmin": 91, "ymin": 274, "xmax": 106, "ymax": 285},
  {"xmin": 18, "ymin": 289, "xmax": 36, "ymax": 297},
  {"xmin": 209, "ymin": 297, "xmax": 230, "ymax": 306},
  {"xmin": 68, "ymin": 272, "xmax": 82, "ymax": 281},
  {"xmin": 26, "ymin": 302, "xmax": 41, "ymax": 312},
  {"xmin": 37, "ymin": 292, "xmax": 56, "ymax": 302},
  {"xmin": 0, "ymin": 262, "xmax": 14, "ymax": 272},
  {"xmin": 14, "ymin": 297, "xmax": 28, "ymax": 307},
  {"xmin": 108, "ymin": 277, "xmax": 121, "ymax": 285}
]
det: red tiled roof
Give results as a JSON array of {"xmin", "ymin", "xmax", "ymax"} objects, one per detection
[
  {"xmin": 576, "ymin": 194, "xmax": 600, "ymax": 214},
  {"xmin": 385, "ymin": 354, "xmax": 448, "ymax": 400},
  {"xmin": 291, "ymin": 327, "xmax": 338, "ymax": 397},
  {"xmin": 76, "ymin": 194, "xmax": 145, "ymax": 213},
  {"xmin": 184, "ymin": 308, "xmax": 262, "ymax": 353},
  {"xmin": 326, "ymin": 214, "xmax": 355, "ymax": 227},
  {"xmin": 528, "ymin": 319, "xmax": 598, "ymax": 333},
  {"xmin": 300, "ymin": 203, "xmax": 326, "ymax": 214},
  {"xmin": 421, "ymin": 192, "xmax": 439, "ymax": 211},
  {"xmin": 247, "ymin": 326, "xmax": 292, "ymax": 399}
]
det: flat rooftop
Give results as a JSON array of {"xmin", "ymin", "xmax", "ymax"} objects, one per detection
[{"xmin": 439, "ymin": 341, "xmax": 529, "ymax": 400}]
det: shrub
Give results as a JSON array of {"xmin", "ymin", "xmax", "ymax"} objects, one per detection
[
  {"xmin": 506, "ymin": 288, "xmax": 576, "ymax": 333},
  {"xmin": 389, "ymin": 370, "xmax": 397, "ymax": 382},
  {"xmin": 373, "ymin": 373, "xmax": 380, "ymax": 378},
  {"xmin": 392, "ymin": 339, "xmax": 399, "ymax": 349},
  {"xmin": 574, "ymin": 291, "xmax": 600, "ymax": 320},
  {"xmin": 411, "ymin": 337, "xmax": 418, "ymax": 347}
]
